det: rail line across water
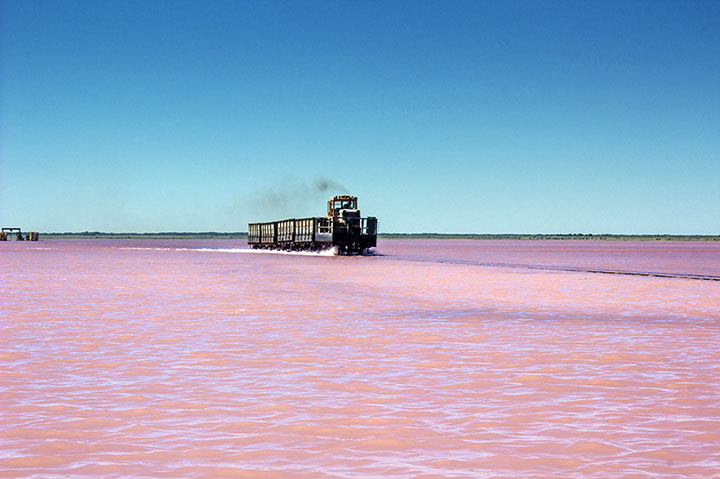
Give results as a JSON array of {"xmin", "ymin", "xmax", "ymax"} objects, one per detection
[
  {"xmin": 119, "ymin": 244, "xmax": 720, "ymax": 281},
  {"xmin": 392, "ymin": 256, "xmax": 720, "ymax": 282}
]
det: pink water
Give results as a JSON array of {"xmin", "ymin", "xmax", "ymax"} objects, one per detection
[{"xmin": 2, "ymin": 239, "xmax": 719, "ymax": 478}]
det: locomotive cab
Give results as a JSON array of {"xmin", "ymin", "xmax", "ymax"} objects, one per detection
[
  {"xmin": 327, "ymin": 195, "xmax": 358, "ymax": 218},
  {"xmin": 327, "ymin": 195, "xmax": 377, "ymax": 254}
]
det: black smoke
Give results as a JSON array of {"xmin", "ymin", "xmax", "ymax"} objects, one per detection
[{"xmin": 247, "ymin": 177, "xmax": 347, "ymax": 219}]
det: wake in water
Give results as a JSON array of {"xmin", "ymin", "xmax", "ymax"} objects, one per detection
[
  {"xmin": 212, "ymin": 246, "xmax": 378, "ymax": 256},
  {"xmin": 119, "ymin": 246, "xmax": 380, "ymax": 257},
  {"xmin": 208, "ymin": 246, "xmax": 339, "ymax": 256}
]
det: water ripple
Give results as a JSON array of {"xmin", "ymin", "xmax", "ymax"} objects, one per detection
[{"xmin": 2, "ymin": 239, "xmax": 719, "ymax": 478}]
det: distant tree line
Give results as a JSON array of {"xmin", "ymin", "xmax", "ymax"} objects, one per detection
[
  {"xmin": 379, "ymin": 233, "xmax": 719, "ymax": 241},
  {"xmin": 43, "ymin": 231, "xmax": 248, "ymax": 239},
  {"xmin": 40, "ymin": 232, "xmax": 719, "ymax": 241}
]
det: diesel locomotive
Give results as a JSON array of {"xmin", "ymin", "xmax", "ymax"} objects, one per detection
[{"xmin": 248, "ymin": 195, "xmax": 377, "ymax": 254}]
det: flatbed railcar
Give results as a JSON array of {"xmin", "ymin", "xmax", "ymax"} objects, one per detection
[{"xmin": 248, "ymin": 195, "xmax": 377, "ymax": 254}]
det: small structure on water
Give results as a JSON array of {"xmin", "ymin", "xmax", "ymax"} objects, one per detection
[
  {"xmin": 1, "ymin": 228, "xmax": 39, "ymax": 241},
  {"xmin": 248, "ymin": 195, "xmax": 377, "ymax": 254}
]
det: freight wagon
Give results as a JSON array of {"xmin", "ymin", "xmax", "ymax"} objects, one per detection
[{"xmin": 248, "ymin": 195, "xmax": 377, "ymax": 254}]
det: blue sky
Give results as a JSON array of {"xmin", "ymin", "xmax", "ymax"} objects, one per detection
[{"xmin": 1, "ymin": 0, "xmax": 718, "ymax": 233}]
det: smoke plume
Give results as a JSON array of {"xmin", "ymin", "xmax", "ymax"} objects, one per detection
[{"xmin": 247, "ymin": 177, "xmax": 347, "ymax": 219}]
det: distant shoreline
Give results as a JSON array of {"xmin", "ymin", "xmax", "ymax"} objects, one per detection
[{"xmin": 37, "ymin": 232, "xmax": 720, "ymax": 241}]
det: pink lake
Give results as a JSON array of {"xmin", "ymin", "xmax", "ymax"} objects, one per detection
[{"xmin": 2, "ymin": 239, "xmax": 719, "ymax": 478}]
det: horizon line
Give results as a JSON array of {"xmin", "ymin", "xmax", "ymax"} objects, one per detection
[{"xmin": 34, "ymin": 231, "xmax": 720, "ymax": 239}]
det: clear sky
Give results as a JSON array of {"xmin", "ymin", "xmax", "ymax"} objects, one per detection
[{"xmin": 1, "ymin": 0, "xmax": 718, "ymax": 234}]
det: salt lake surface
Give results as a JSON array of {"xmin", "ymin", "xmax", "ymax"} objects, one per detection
[{"xmin": 2, "ymin": 239, "xmax": 720, "ymax": 478}]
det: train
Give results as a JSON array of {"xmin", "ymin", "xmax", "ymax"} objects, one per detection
[
  {"xmin": 248, "ymin": 195, "xmax": 377, "ymax": 254},
  {"xmin": 1, "ymin": 228, "xmax": 39, "ymax": 241}
]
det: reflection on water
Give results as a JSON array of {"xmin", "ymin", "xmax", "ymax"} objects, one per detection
[{"xmin": 2, "ymin": 239, "xmax": 719, "ymax": 478}]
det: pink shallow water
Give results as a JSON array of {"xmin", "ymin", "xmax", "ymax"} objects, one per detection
[{"xmin": 2, "ymin": 239, "xmax": 720, "ymax": 478}]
